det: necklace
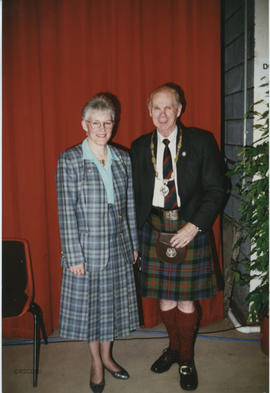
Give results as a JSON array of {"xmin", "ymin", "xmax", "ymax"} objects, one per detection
[
  {"xmin": 95, "ymin": 149, "xmax": 107, "ymax": 168},
  {"xmin": 99, "ymin": 159, "xmax": 106, "ymax": 168},
  {"xmin": 150, "ymin": 127, "xmax": 183, "ymax": 197}
]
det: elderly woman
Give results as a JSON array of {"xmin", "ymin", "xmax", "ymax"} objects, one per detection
[{"xmin": 57, "ymin": 93, "xmax": 139, "ymax": 393}]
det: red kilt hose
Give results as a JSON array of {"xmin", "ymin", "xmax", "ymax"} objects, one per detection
[{"xmin": 139, "ymin": 209, "xmax": 220, "ymax": 301}]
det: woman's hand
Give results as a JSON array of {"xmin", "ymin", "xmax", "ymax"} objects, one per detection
[
  {"xmin": 69, "ymin": 263, "xmax": 85, "ymax": 275},
  {"xmin": 133, "ymin": 250, "xmax": 139, "ymax": 264},
  {"xmin": 170, "ymin": 223, "xmax": 199, "ymax": 248}
]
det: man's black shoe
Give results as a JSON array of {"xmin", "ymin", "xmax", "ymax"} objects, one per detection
[
  {"xmin": 179, "ymin": 360, "xmax": 198, "ymax": 390},
  {"xmin": 151, "ymin": 348, "xmax": 179, "ymax": 373}
]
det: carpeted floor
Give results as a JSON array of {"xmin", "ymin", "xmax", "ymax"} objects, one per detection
[{"xmin": 2, "ymin": 318, "xmax": 269, "ymax": 393}]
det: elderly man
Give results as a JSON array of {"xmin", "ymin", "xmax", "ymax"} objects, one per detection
[{"xmin": 130, "ymin": 83, "xmax": 225, "ymax": 391}]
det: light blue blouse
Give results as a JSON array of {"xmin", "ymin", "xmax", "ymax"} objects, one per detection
[{"xmin": 82, "ymin": 138, "xmax": 119, "ymax": 204}]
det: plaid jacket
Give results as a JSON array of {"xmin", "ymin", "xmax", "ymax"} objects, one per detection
[{"xmin": 57, "ymin": 142, "xmax": 138, "ymax": 272}]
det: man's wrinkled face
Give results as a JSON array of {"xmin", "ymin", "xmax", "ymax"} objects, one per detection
[{"xmin": 149, "ymin": 89, "xmax": 182, "ymax": 137}]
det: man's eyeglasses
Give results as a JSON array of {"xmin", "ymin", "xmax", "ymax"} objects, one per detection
[{"xmin": 86, "ymin": 120, "xmax": 114, "ymax": 130}]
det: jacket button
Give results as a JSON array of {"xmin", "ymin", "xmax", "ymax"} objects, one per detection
[{"xmin": 119, "ymin": 215, "xmax": 122, "ymax": 219}]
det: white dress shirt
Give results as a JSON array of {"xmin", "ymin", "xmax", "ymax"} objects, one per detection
[{"xmin": 152, "ymin": 127, "xmax": 181, "ymax": 208}]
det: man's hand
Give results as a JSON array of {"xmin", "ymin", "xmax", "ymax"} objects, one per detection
[{"xmin": 170, "ymin": 223, "xmax": 199, "ymax": 248}]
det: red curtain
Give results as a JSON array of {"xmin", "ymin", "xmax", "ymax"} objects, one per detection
[{"xmin": 3, "ymin": 0, "xmax": 222, "ymax": 337}]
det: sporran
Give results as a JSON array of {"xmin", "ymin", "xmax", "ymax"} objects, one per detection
[{"xmin": 156, "ymin": 232, "xmax": 187, "ymax": 264}]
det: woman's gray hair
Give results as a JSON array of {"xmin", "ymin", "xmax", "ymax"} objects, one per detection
[{"xmin": 82, "ymin": 94, "xmax": 116, "ymax": 121}]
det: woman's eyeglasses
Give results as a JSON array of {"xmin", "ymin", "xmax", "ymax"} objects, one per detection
[{"xmin": 86, "ymin": 120, "xmax": 114, "ymax": 130}]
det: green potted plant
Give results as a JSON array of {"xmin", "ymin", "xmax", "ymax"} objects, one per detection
[{"xmin": 227, "ymin": 81, "xmax": 269, "ymax": 354}]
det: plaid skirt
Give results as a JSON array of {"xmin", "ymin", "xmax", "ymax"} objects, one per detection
[
  {"xmin": 59, "ymin": 205, "xmax": 139, "ymax": 342},
  {"xmin": 139, "ymin": 209, "xmax": 220, "ymax": 301}
]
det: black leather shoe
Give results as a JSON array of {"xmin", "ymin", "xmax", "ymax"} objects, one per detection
[
  {"xmin": 104, "ymin": 365, "xmax": 129, "ymax": 380},
  {"xmin": 151, "ymin": 348, "xmax": 180, "ymax": 373},
  {"xmin": 179, "ymin": 360, "xmax": 198, "ymax": 391},
  {"xmin": 89, "ymin": 379, "xmax": 105, "ymax": 393}
]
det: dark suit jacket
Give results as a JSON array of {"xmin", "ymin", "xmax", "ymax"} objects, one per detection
[{"xmin": 130, "ymin": 125, "xmax": 226, "ymax": 231}]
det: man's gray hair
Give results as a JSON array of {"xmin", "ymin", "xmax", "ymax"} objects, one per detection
[{"xmin": 148, "ymin": 82, "xmax": 186, "ymax": 114}]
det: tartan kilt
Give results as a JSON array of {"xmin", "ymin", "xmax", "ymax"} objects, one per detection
[{"xmin": 139, "ymin": 209, "xmax": 220, "ymax": 301}]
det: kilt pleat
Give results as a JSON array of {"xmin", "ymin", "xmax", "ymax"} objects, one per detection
[
  {"xmin": 59, "ymin": 205, "xmax": 139, "ymax": 342},
  {"xmin": 139, "ymin": 210, "xmax": 219, "ymax": 301}
]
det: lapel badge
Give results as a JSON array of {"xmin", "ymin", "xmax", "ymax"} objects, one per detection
[{"xmin": 182, "ymin": 151, "xmax": 187, "ymax": 157}]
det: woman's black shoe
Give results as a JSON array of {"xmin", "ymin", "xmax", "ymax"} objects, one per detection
[
  {"xmin": 89, "ymin": 379, "xmax": 105, "ymax": 393},
  {"xmin": 104, "ymin": 365, "xmax": 129, "ymax": 380}
]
